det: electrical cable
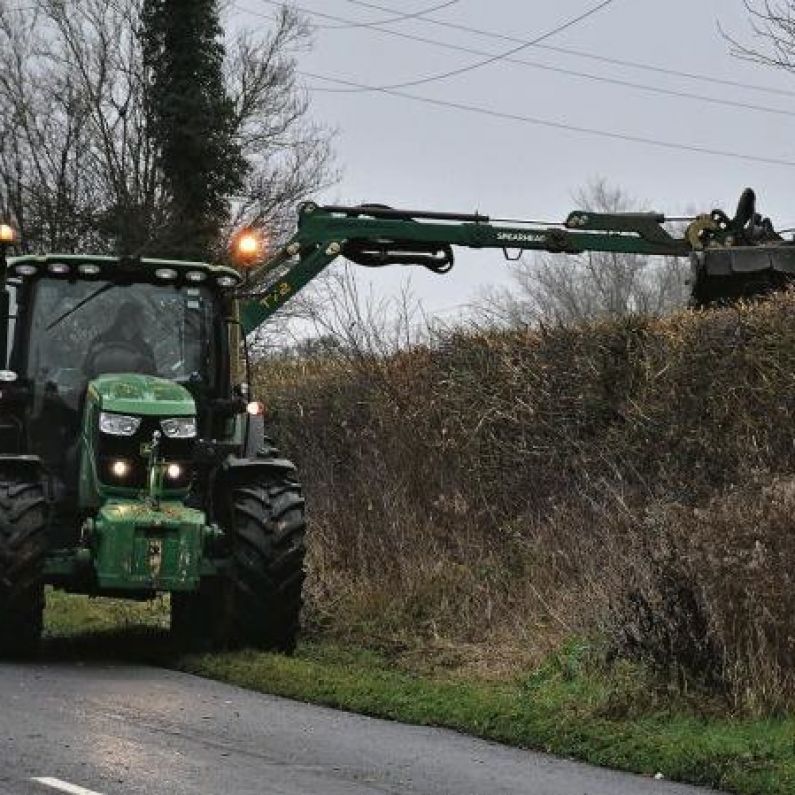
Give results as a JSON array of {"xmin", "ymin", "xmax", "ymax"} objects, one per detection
[
  {"xmin": 261, "ymin": 0, "xmax": 618, "ymax": 92},
  {"xmin": 250, "ymin": 1, "xmax": 795, "ymax": 118},
  {"xmin": 230, "ymin": 3, "xmax": 795, "ymax": 165},
  {"xmin": 313, "ymin": 0, "xmax": 459, "ymax": 31},
  {"xmin": 302, "ymin": 70, "xmax": 795, "ymax": 168},
  {"xmin": 340, "ymin": 0, "xmax": 795, "ymax": 100},
  {"xmin": 291, "ymin": 3, "xmax": 795, "ymax": 118}
]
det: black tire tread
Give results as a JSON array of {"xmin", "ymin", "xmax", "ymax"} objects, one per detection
[
  {"xmin": 226, "ymin": 478, "xmax": 306, "ymax": 652},
  {"xmin": 0, "ymin": 477, "xmax": 48, "ymax": 658},
  {"xmin": 171, "ymin": 472, "xmax": 306, "ymax": 654}
]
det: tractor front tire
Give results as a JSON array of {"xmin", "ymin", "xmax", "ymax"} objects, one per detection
[
  {"xmin": 225, "ymin": 474, "xmax": 306, "ymax": 652},
  {"xmin": 0, "ymin": 477, "xmax": 48, "ymax": 658},
  {"xmin": 172, "ymin": 473, "xmax": 306, "ymax": 653}
]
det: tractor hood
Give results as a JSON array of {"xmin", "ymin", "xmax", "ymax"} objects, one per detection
[{"xmin": 88, "ymin": 374, "xmax": 195, "ymax": 416}]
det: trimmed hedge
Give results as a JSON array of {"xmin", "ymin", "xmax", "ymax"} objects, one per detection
[{"xmin": 257, "ymin": 295, "xmax": 795, "ymax": 712}]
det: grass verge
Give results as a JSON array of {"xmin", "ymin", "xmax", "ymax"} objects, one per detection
[
  {"xmin": 178, "ymin": 643, "xmax": 794, "ymax": 795},
  {"xmin": 42, "ymin": 591, "xmax": 795, "ymax": 795}
]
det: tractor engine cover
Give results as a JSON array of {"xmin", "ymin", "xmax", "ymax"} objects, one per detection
[
  {"xmin": 79, "ymin": 373, "xmax": 197, "ymax": 503},
  {"xmin": 75, "ymin": 372, "xmax": 208, "ymax": 593}
]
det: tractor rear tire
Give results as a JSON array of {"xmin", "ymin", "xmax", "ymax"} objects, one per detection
[
  {"xmin": 172, "ymin": 473, "xmax": 306, "ymax": 653},
  {"xmin": 0, "ymin": 478, "xmax": 48, "ymax": 658}
]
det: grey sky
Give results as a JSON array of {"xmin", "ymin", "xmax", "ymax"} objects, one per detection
[{"xmin": 231, "ymin": 0, "xmax": 795, "ymax": 320}]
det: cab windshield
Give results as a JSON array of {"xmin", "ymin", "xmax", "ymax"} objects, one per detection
[{"xmin": 25, "ymin": 278, "xmax": 217, "ymax": 401}]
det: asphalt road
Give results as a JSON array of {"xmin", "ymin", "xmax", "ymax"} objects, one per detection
[{"xmin": 0, "ymin": 662, "xmax": 720, "ymax": 795}]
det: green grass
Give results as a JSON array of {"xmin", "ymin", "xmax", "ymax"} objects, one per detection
[
  {"xmin": 45, "ymin": 590, "xmax": 169, "ymax": 636},
  {"xmin": 43, "ymin": 591, "xmax": 795, "ymax": 795}
]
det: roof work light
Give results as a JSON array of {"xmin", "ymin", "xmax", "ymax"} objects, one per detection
[
  {"xmin": 231, "ymin": 227, "xmax": 266, "ymax": 267},
  {"xmin": 0, "ymin": 223, "xmax": 18, "ymax": 282},
  {"xmin": 0, "ymin": 224, "xmax": 17, "ymax": 245}
]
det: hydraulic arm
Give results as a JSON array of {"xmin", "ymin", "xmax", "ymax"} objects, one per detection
[{"xmin": 239, "ymin": 188, "xmax": 795, "ymax": 334}]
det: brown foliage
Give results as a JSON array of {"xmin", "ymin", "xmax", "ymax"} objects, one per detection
[{"xmin": 256, "ymin": 294, "xmax": 795, "ymax": 709}]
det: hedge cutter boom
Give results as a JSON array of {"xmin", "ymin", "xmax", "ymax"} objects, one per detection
[{"xmin": 239, "ymin": 188, "xmax": 795, "ymax": 333}]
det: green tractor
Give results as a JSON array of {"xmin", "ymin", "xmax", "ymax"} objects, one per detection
[
  {"xmin": 0, "ymin": 187, "xmax": 790, "ymax": 657},
  {"xmin": 0, "ymin": 244, "xmax": 305, "ymax": 656}
]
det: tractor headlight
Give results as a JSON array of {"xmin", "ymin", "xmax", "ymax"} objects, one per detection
[
  {"xmin": 160, "ymin": 417, "xmax": 197, "ymax": 439},
  {"xmin": 99, "ymin": 412, "xmax": 142, "ymax": 436},
  {"xmin": 111, "ymin": 459, "xmax": 131, "ymax": 479}
]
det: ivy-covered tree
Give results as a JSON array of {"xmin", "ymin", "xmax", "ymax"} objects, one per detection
[{"xmin": 141, "ymin": 0, "xmax": 245, "ymax": 259}]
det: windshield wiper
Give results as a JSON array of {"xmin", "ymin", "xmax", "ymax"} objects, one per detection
[{"xmin": 46, "ymin": 282, "xmax": 114, "ymax": 330}]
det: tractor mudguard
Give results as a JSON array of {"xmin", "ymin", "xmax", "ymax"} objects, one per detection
[
  {"xmin": 211, "ymin": 453, "xmax": 299, "ymax": 531},
  {"xmin": 220, "ymin": 454, "xmax": 297, "ymax": 479}
]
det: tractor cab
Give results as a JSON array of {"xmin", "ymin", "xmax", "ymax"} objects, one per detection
[
  {"xmin": 3, "ymin": 256, "xmax": 246, "ymax": 534},
  {"xmin": 10, "ymin": 258, "xmax": 238, "ymax": 459}
]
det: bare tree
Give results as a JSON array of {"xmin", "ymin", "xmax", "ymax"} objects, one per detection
[
  {"xmin": 479, "ymin": 178, "xmax": 689, "ymax": 326},
  {"xmin": 224, "ymin": 12, "xmax": 336, "ymax": 252},
  {"xmin": 0, "ymin": 0, "xmax": 334, "ymax": 256},
  {"xmin": 721, "ymin": 2, "xmax": 795, "ymax": 70},
  {"xmin": 251, "ymin": 263, "xmax": 429, "ymax": 360}
]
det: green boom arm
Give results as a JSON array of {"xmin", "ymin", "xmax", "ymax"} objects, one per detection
[{"xmin": 237, "ymin": 195, "xmax": 770, "ymax": 334}]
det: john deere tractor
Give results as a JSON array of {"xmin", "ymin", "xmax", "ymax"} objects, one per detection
[
  {"xmin": 0, "ymin": 243, "xmax": 305, "ymax": 656},
  {"xmin": 0, "ymin": 187, "xmax": 790, "ymax": 657}
]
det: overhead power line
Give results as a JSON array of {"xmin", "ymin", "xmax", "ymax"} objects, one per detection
[
  {"xmin": 252, "ymin": 0, "xmax": 795, "ymax": 118},
  {"xmin": 261, "ymin": 0, "xmax": 618, "ymax": 91},
  {"xmin": 289, "ymin": 2, "xmax": 795, "ymax": 118},
  {"xmin": 235, "ymin": 3, "xmax": 795, "ymax": 165},
  {"xmin": 302, "ymin": 70, "xmax": 795, "ymax": 168},
  {"xmin": 314, "ymin": 0, "xmax": 459, "ymax": 31},
  {"xmin": 320, "ymin": 0, "xmax": 618, "ymax": 91},
  {"xmin": 340, "ymin": 0, "xmax": 795, "ymax": 100}
]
